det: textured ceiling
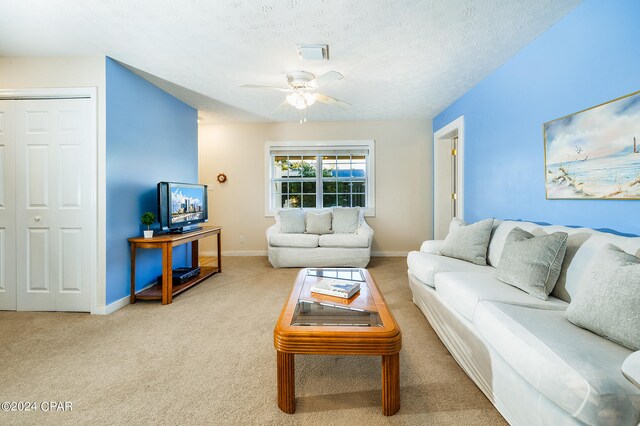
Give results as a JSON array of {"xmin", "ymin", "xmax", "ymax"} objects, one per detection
[{"xmin": 0, "ymin": 0, "xmax": 582, "ymax": 123}]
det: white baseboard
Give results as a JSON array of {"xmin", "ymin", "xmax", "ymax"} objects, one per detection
[
  {"xmin": 92, "ymin": 282, "xmax": 156, "ymax": 315},
  {"xmin": 93, "ymin": 295, "xmax": 129, "ymax": 315},
  {"xmin": 371, "ymin": 251, "xmax": 409, "ymax": 257},
  {"xmin": 201, "ymin": 250, "xmax": 268, "ymax": 257}
]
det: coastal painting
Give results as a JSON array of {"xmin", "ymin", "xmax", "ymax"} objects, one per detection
[{"xmin": 544, "ymin": 90, "xmax": 640, "ymax": 199}]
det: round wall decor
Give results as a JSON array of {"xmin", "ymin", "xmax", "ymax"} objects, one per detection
[{"xmin": 217, "ymin": 173, "xmax": 228, "ymax": 183}]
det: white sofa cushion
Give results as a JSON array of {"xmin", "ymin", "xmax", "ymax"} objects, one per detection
[
  {"xmin": 305, "ymin": 211, "xmax": 333, "ymax": 234},
  {"xmin": 435, "ymin": 272, "xmax": 567, "ymax": 321},
  {"xmin": 331, "ymin": 207, "xmax": 360, "ymax": 233},
  {"xmin": 474, "ymin": 301, "xmax": 640, "ymax": 425},
  {"xmin": 487, "ymin": 221, "xmax": 543, "ymax": 267},
  {"xmin": 622, "ymin": 352, "xmax": 640, "ymax": 388},
  {"xmin": 495, "ymin": 227, "xmax": 568, "ymax": 300},
  {"xmin": 566, "ymin": 243, "xmax": 640, "ymax": 351},
  {"xmin": 278, "ymin": 208, "xmax": 305, "ymax": 233},
  {"xmin": 406, "ymin": 252, "xmax": 493, "ymax": 288},
  {"xmin": 439, "ymin": 218, "xmax": 494, "ymax": 265},
  {"xmin": 319, "ymin": 233, "xmax": 369, "ymax": 248},
  {"xmin": 269, "ymin": 233, "xmax": 319, "ymax": 248}
]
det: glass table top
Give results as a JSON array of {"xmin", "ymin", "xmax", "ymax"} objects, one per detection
[{"xmin": 291, "ymin": 268, "xmax": 383, "ymax": 327}]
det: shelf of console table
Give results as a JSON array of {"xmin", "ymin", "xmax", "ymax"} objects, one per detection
[{"xmin": 128, "ymin": 226, "xmax": 222, "ymax": 305}]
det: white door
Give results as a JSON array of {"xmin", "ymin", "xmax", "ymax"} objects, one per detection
[
  {"xmin": 0, "ymin": 101, "xmax": 17, "ymax": 310},
  {"xmin": 433, "ymin": 116, "xmax": 464, "ymax": 240},
  {"xmin": 15, "ymin": 99, "xmax": 94, "ymax": 311}
]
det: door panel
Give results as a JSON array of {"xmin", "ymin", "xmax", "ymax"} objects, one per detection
[
  {"xmin": 26, "ymin": 145, "xmax": 50, "ymax": 208},
  {"xmin": 27, "ymin": 228, "xmax": 50, "ymax": 291},
  {"xmin": 59, "ymin": 145, "xmax": 82, "ymax": 208},
  {"xmin": 16, "ymin": 99, "xmax": 93, "ymax": 312},
  {"xmin": 59, "ymin": 228, "xmax": 82, "ymax": 293},
  {"xmin": 0, "ymin": 101, "xmax": 16, "ymax": 310}
]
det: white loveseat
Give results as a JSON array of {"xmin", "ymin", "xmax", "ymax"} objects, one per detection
[
  {"xmin": 407, "ymin": 220, "xmax": 640, "ymax": 426},
  {"xmin": 266, "ymin": 208, "xmax": 373, "ymax": 268}
]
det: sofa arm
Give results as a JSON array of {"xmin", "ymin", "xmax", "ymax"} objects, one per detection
[
  {"xmin": 356, "ymin": 218, "xmax": 374, "ymax": 246},
  {"xmin": 622, "ymin": 351, "xmax": 640, "ymax": 388},
  {"xmin": 420, "ymin": 240, "xmax": 444, "ymax": 254},
  {"xmin": 266, "ymin": 223, "xmax": 280, "ymax": 246}
]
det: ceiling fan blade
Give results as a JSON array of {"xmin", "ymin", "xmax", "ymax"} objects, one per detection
[
  {"xmin": 272, "ymin": 100, "xmax": 290, "ymax": 115},
  {"xmin": 310, "ymin": 70, "xmax": 343, "ymax": 88},
  {"xmin": 240, "ymin": 84, "xmax": 290, "ymax": 92},
  {"xmin": 315, "ymin": 93, "xmax": 350, "ymax": 109}
]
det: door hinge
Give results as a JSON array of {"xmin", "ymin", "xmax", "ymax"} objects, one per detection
[
  {"xmin": 451, "ymin": 149, "xmax": 457, "ymax": 156},
  {"xmin": 451, "ymin": 193, "xmax": 457, "ymax": 200}
]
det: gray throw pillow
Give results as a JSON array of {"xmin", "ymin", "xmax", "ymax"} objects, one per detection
[
  {"xmin": 495, "ymin": 227, "xmax": 568, "ymax": 300},
  {"xmin": 278, "ymin": 209, "xmax": 305, "ymax": 233},
  {"xmin": 305, "ymin": 211, "xmax": 333, "ymax": 235},
  {"xmin": 332, "ymin": 207, "xmax": 359, "ymax": 233},
  {"xmin": 439, "ymin": 218, "xmax": 494, "ymax": 265},
  {"xmin": 566, "ymin": 244, "xmax": 640, "ymax": 351}
]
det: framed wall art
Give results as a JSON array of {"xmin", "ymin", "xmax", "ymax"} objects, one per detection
[{"xmin": 544, "ymin": 90, "xmax": 640, "ymax": 199}]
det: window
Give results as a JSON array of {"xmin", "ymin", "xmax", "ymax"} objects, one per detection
[{"xmin": 265, "ymin": 141, "xmax": 375, "ymax": 216}]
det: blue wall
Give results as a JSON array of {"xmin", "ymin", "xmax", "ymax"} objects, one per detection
[
  {"xmin": 106, "ymin": 58, "xmax": 198, "ymax": 304},
  {"xmin": 434, "ymin": 0, "xmax": 640, "ymax": 236}
]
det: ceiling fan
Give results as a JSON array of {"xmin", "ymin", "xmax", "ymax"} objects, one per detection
[{"xmin": 241, "ymin": 70, "xmax": 350, "ymax": 121}]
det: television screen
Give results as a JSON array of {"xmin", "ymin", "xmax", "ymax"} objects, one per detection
[
  {"xmin": 158, "ymin": 182, "xmax": 208, "ymax": 232},
  {"xmin": 169, "ymin": 183, "xmax": 206, "ymax": 225}
]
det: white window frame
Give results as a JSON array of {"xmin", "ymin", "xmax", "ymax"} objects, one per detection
[{"xmin": 264, "ymin": 140, "xmax": 375, "ymax": 217}]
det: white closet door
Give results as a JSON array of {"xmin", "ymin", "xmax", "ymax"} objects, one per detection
[
  {"xmin": 16, "ymin": 99, "xmax": 94, "ymax": 312},
  {"xmin": 0, "ymin": 101, "xmax": 17, "ymax": 310}
]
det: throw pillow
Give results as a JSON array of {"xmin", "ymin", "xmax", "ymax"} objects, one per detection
[
  {"xmin": 438, "ymin": 218, "xmax": 494, "ymax": 265},
  {"xmin": 278, "ymin": 209, "xmax": 305, "ymax": 234},
  {"xmin": 332, "ymin": 207, "xmax": 359, "ymax": 233},
  {"xmin": 566, "ymin": 244, "xmax": 640, "ymax": 351},
  {"xmin": 305, "ymin": 211, "xmax": 333, "ymax": 235},
  {"xmin": 495, "ymin": 227, "xmax": 568, "ymax": 300}
]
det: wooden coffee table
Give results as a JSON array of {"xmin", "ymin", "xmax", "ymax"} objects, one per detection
[{"xmin": 273, "ymin": 268, "xmax": 402, "ymax": 416}]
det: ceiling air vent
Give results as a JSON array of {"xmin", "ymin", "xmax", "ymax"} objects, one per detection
[{"xmin": 296, "ymin": 44, "xmax": 329, "ymax": 60}]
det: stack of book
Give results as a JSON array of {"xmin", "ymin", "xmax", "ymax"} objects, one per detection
[{"xmin": 310, "ymin": 278, "xmax": 360, "ymax": 299}]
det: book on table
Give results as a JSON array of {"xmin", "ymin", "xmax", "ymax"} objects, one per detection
[{"xmin": 310, "ymin": 278, "xmax": 360, "ymax": 299}]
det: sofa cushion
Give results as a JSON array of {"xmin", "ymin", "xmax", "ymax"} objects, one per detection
[
  {"xmin": 487, "ymin": 221, "xmax": 543, "ymax": 267},
  {"xmin": 566, "ymin": 244, "xmax": 640, "ymax": 351},
  {"xmin": 495, "ymin": 227, "xmax": 568, "ymax": 300},
  {"xmin": 278, "ymin": 208, "xmax": 305, "ymax": 233},
  {"xmin": 439, "ymin": 218, "xmax": 493, "ymax": 265},
  {"xmin": 332, "ymin": 207, "xmax": 359, "ymax": 233},
  {"xmin": 474, "ymin": 301, "xmax": 640, "ymax": 425},
  {"xmin": 622, "ymin": 352, "xmax": 640, "ymax": 388},
  {"xmin": 406, "ymin": 252, "xmax": 493, "ymax": 288},
  {"xmin": 435, "ymin": 272, "xmax": 567, "ymax": 321},
  {"xmin": 305, "ymin": 211, "xmax": 333, "ymax": 235},
  {"xmin": 269, "ymin": 233, "xmax": 319, "ymax": 248},
  {"xmin": 319, "ymin": 233, "xmax": 369, "ymax": 248}
]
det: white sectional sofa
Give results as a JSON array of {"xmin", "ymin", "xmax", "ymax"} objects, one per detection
[
  {"xmin": 407, "ymin": 220, "xmax": 640, "ymax": 426},
  {"xmin": 266, "ymin": 207, "xmax": 373, "ymax": 268}
]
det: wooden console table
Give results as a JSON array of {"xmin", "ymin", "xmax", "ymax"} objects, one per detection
[{"xmin": 128, "ymin": 226, "xmax": 222, "ymax": 305}]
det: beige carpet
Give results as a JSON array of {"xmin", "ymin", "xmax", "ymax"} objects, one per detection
[{"xmin": 0, "ymin": 257, "xmax": 505, "ymax": 425}]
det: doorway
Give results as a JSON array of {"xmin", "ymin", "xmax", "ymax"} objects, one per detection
[{"xmin": 433, "ymin": 116, "xmax": 464, "ymax": 240}]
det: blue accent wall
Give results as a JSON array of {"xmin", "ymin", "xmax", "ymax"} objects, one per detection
[
  {"xmin": 434, "ymin": 0, "xmax": 640, "ymax": 236},
  {"xmin": 106, "ymin": 58, "xmax": 198, "ymax": 304}
]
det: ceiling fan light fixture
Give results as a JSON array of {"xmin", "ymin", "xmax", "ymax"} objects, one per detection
[
  {"xmin": 286, "ymin": 92, "xmax": 306, "ymax": 110},
  {"xmin": 303, "ymin": 92, "xmax": 317, "ymax": 106},
  {"xmin": 286, "ymin": 91, "xmax": 316, "ymax": 110}
]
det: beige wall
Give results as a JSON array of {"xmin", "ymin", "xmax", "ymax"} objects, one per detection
[
  {"xmin": 198, "ymin": 119, "xmax": 433, "ymax": 256},
  {"xmin": 0, "ymin": 56, "xmax": 108, "ymax": 310}
]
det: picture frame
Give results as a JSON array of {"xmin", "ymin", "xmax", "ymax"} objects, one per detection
[{"xmin": 544, "ymin": 90, "xmax": 640, "ymax": 199}]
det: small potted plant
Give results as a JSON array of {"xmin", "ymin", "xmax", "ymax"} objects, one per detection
[{"xmin": 141, "ymin": 211, "xmax": 156, "ymax": 238}]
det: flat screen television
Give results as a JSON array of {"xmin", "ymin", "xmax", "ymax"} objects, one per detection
[{"xmin": 157, "ymin": 181, "xmax": 208, "ymax": 233}]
